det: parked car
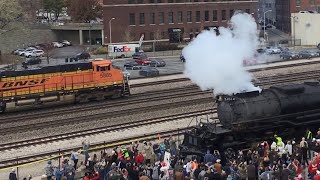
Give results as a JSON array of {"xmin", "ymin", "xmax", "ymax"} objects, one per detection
[
  {"xmin": 22, "ymin": 57, "xmax": 42, "ymax": 66},
  {"xmin": 317, "ymin": 43, "xmax": 320, "ymax": 49},
  {"xmin": 19, "ymin": 48, "xmax": 36, "ymax": 56},
  {"xmin": 132, "ymin": 52, "xmax": 147, "ymax": 59},
  {"xmin": 180, "ymin": 54, "xmax": 186, "ymax": 62},
  {"xmin": 74, "ymin": 52, "xmax": 91, "ymax": 60},
  {"xmin": 52, "ymin": 42, "xmax": 64, "ymax": 48},
  {"xmin": 124, "ymin": 61, "xmax": 141, "ymax": 70},
  {"xmin": 62, "ymin": 40, "xmax": 72, "ymax": 46},
  {"xmin": 265, "ymin": 47, "xmax": 282, "ymax": 54},
  {"xmin": 12, "ymin": 48, "xmax": 25, "ymax": 55},
  {"xmin": 149, "ymin": 58, "xmax": 166, "ymax": 67},
  {"xmin": 139, "ymin": 67, "xmax": 159, "ymax": 77},
  {"xmin": 256, "ymin": 48, "xmax": 265, "ymax": 54},
  {"xmin": 266, "ymin": 24, "xmax": 273, "ymax": 28},
  {"xmin": 31, "ymin": 50, "xmax": 45, "ymax": 57},
  {"xmin": 279, "ymin": 51, "xmax": 300, "ymax": 60},
  {"xmin": 298, "ymin": 50, "xmax": 319, "ymax": 59},
  {"xmin": 135, "ymin": 56, "xmax": 151, "ymax": 65}
]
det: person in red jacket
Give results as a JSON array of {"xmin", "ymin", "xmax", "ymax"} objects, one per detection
[
  {"xmin": 135, "ymin": 152, "xmax": 145, "ymax": 165},
  {"xmin": 315, "ymin": 171, "xmax": 320, "ymax": 180},
  {"xmin": 308, "ymin": 160, "xmax": 318, "ymax": 180}
]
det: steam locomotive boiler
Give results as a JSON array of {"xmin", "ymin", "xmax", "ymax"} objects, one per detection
[
  {"xmin": 180, "ymin": 81, "xmax": 320, "ymax": 160},
  {"xmin": 218, "ymin": 81, "xmax": 320, "ymax": 130}
]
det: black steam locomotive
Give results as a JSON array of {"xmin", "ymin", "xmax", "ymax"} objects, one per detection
[{"xmin": 180, "ymin": 81, "xmax": 320, "ymax": 159}]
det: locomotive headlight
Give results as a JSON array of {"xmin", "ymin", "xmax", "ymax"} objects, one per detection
[
  {"xmin": 199, "ymin": 123, "xmax": 204, "ymax": 127},
  {"xmin": 113, "ymin": 81, "xmax": 117, "ymax": 84}
]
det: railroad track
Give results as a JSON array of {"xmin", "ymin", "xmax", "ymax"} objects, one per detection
[
  {"xmin": 0, "ymin": 69, "xmax": 319, "ymax": 134},
  {"xmin": 131, "ymin": 59, "xmax": 320, "ymax": 88},
  {"xmin": 2, "ymin": 68, "xmax": 320, "ymax": 124},
  {"xmin": 0, "ymin": 69, "xmax": 320, "ymax": 169},
  {"xmin": 0, "ymin": 86, "xmax": 204, "ymax": 123},
  {"xmin": 0, "ymin": 59, "xmax": 318, "ymax": 120},
  {"xmin": 0, "ymin": 95, "xmax": 213, "ymax": 134},
  {"xmin": 0, "ymin": 109, "xmax": 215, "ymax": 152},
  {"xmin": 1, "ymin": 70, "xmax": 319, "ymax": 146}
]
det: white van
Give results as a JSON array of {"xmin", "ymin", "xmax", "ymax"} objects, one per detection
[{"xmin": 107, "ymin": 44, "xmax": 140, "ymax": 58}]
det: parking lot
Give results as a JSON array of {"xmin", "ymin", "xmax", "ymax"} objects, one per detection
[{"xmin": 6, "ymin": 44, "xmax": 320, "ymax": 79}]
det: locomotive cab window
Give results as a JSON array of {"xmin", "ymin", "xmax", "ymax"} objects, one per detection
[{"xmin": 97, "ymin": 65, "xmax": 110, "ymax": 71}]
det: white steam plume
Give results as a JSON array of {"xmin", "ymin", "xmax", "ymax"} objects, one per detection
[{"xmin": 183, "ymin": 12, "xmax": 261, "ymax": 95}]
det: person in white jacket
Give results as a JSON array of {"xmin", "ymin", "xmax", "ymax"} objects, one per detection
[{"xmin": 285, "ymin": 141, "xmax": 293, "ymax": 157}]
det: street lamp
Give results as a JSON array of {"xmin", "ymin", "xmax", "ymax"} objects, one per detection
[
  {"xmin": 263, "ymin": 10, "xmax": 272, "ymax": 41},
  {"xmin": 109, "ymin": 17, "xmax": 116, "ymax": 44}
]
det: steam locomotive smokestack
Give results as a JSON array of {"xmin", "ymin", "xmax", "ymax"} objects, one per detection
[{"xmin": 182, "ymin": 12, "xmax": 261, "ymax": 95}]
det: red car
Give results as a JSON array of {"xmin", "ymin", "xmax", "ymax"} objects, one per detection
[{"xmin": 135, "ymin": 57, "xmax": 151, "ymax": 65}]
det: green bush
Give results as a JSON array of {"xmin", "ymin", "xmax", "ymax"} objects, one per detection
[{"xmin": 93, "ymin": 46, "xmax": 108, "ymax": 55}]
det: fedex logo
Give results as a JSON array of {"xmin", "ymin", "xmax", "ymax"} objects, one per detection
[{"xmin": 113, "ymin": 46, "xmax": 131, "ymax": 52}]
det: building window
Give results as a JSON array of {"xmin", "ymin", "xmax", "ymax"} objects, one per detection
[
  {"xmin": 140, "ymin": 13, "xmax": 145, "ymax": 25},
  {"xmin": 187, "ymin": 11, "xmax": 192, "ymax": 22},
  {"xmin": 150, "ymin": 12, "xmax": 155, "ymax": 24},
  {"xmin": 245, "ymin": 9, "xmax": 250, "ymax": 14},
  {"xmin": 204, "ymin": 10, "xmax": 209, "ymax": 21},
  {"xmin": 129, "ymin": 13, "xmax": 135, "ymax": 25},
  {"xmin": 196, "ymin": 11, "xmax": 200, "ymax": 22},
  {"xmin": 229, "ymin": 9, "xmax": 234, "ymax": 19},
  {"xmin": 168, "ymin": 0, "xmax": 174, "ymax": 2},
  {"xmin": 212, "ymin": 10, "xmax": 217, "ymax": 21},
  {"xmin": 149, "ymin": 0, "xmax": 154, "ymax": 2},
  {"xmin": 296, "ymin": 0, "xmax": 301, "ymax": 6},
  {"xmin": 310, "ymin": 0, "xmax": 315, "ymax": 5},
  {"xmin": 159, "ymin": 12, "xmax": 164, "ymax": 24},
  {"xmin": 157, "ymin": 0, "xmax": 162, "ymax": 2},
  {"xmin": 137, "ymin": 0, "xmax": 143, "ymax": 3},
  {"xmin": 150, "ymin": 32, "xmax": 155, "ymax": 40},
  {"xmin": 178, "ymin": 11, "xmax": 183, "ymax": 23},
  {"xmin": 222, "ymin": 10, "xmax": 226, "ymax": 20},
  {"xmin": 128, "ymin": 0, "xmax": 135, "ymax": 3},
  {"xmin": 169, "ymin": 12, "xmax": 174, "ymax": 23}
]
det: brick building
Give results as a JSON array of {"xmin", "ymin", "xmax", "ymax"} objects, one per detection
[
  {"xmin": 102, "ymin": 0, "xmax": 258, "ymax": 44},
  {"xmin": 275, "ymin": 0, "xmax": 320, "ymax": 33}
]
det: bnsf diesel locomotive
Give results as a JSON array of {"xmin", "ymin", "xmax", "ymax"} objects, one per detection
[{"xmin": 0, "ymin": 59, "xmax": 130, "ymax": 112}]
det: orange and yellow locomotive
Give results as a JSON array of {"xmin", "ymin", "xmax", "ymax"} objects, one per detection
[{"xmin": 0, "ymin": 59, "xmax": 130, "ymax": 112}]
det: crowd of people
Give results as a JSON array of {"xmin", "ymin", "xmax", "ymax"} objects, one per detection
[{"xmin": 8, "ymin": 128, "xmax": 320, "ymax": 180}]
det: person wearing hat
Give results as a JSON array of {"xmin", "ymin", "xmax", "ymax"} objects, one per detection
[
  {"xmin": 45, "ymin": 160, "xmax": 56, "ymax": 180},
  {"xmin": 214, "ymin": 159, "xmax": 222, "ymax": 174},
  {"xmin": 9, "ymin": 168, "xmax": 17, "ymax": 180}
]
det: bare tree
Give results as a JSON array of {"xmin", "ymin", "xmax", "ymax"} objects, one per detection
[
  {"xmin": 65, "ymin": 0, "xmax": 102, "ymax": 23},
  {"xmin": 154, "ymin": 29, "xmax": 162, "ymax": 42},
  {"xmin": 199, "ymin": 22, "xmax": 205, "ymax": 32},
  {"xmin": 0, "ymin": 0, "xmax": 23, "ymax": 35},
  {"xmin": 123, "ymin": 27, "xmax": 135, "ymax": 42}
]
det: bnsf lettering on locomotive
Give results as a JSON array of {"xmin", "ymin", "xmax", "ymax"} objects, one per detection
[
  {"xmin": 2, "ymin": 78, "xmax": 49, "ymax": 88},
  {"xmin": 100, "ymin": 73, "xmax": 112, "ymax": 78}
]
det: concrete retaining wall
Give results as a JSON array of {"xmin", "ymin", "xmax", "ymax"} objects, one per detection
[{"xmin": 0, "ymin": 27, "xmax": 57, "ymax": 53}]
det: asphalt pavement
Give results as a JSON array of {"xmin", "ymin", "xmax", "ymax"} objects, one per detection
[{"xmin": 5, "ymin": 45, "xmax": 320, "ymax": 79}]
